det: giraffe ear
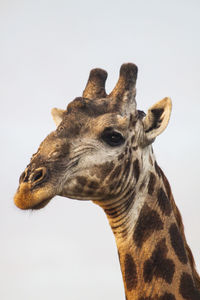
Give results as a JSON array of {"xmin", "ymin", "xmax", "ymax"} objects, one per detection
[
  {"xmin": 51, "ymin": 108, "xmax": 65, "ymax": 126},
  {"xmin": 142, "ymin": 97, "xmax": 172, "ymax": 146}
]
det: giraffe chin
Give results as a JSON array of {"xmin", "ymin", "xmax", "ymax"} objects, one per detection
[{"xmin": 14, "ymin": 182, "xmax": 55, "ymax": 210}]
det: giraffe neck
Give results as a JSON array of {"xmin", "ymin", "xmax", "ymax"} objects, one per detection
[{"xmin": 99, "ymin": 160, "xmax": 200, "ymax": 300}]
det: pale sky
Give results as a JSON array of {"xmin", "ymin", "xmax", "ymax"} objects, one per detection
[{"xmin": 0, "ymin": 1, "xmax": 200, "ymax": 299}]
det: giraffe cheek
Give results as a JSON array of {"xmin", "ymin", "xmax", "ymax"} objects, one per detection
[
  {"xmin": 75, "ymin": 176, "xmax": 102, "ymax": 199},
  {"xmin": 60, "ymin": 175, "xmax": 104, "ymax": 201}
]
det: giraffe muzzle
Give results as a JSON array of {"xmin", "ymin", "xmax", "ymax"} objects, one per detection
[{"xmin": 14, "ymin": 166, "xmax": 55, "ymax": 210}]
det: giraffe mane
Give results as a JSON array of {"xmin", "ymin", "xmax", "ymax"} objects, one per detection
[{"xmin": 158, "ymin": 165, "xmax": 200, "ymax": 290}]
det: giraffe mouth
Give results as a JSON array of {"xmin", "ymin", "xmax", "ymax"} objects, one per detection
[
  {"xmin": 30, "ymin": 198, "xmax": 52, "ymax": 210},
  {"xmin": 14, "ymin": 182, "xmax": 56, "ymax": 210}
]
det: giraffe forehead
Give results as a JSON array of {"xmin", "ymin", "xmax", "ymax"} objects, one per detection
[
  {"xmin": 89, "ymin": 113, "xmax": 129, "ymax": 133},
  {"xmin": 66, "ymin": 97, "xmax": 114, "ymax": 116},
  {"xmin": 59, "ymin": 110, "xmax": 131, "ymax": 138},
  {"xmin": 66, "ymin": 96, "xmax": 141, "ymax": 121},
  {"xmin": 56, "ymin": 96, "xmax": 143, "ymax": 138}
]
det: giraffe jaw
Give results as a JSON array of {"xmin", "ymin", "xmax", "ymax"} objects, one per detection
[{"xmin": 14, "ymin": 182, "xmax": 56, "ymax": 210}]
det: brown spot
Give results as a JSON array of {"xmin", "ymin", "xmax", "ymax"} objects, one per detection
[
  {"xmin": 139, "ymin": 178, "xmax": 146, "ymax": 191},
  {"xmin": 169, "ymin": 223, "xmax": 188, "ymax": 264},
  {"xmin": 131, "ymin": 135, "xmax": 135, "ymax": 144},
  {"xmin": 86, "ymin": 189, "xmax": 94, "ymax": 195},
  {"xmin": 98, "ymin": 161, "xmax": 114, "ymax": 180},
  {"xmin": 158, "ymin": 166, "xmax": 172, "ymax": 200},
  {"xmin": 133, "ymin": 159, "xmax": 140, "ymax": 182},
  {"xmin": 143, "ymin": 238, "xmax": 175, "ymax": 284},
  {"xmin": 123, "ymin": 158, "xmax": 131, "ymax": 181},
  {"xmin": 148, "ymin": 172, "xmax": 156, "ymax": 195},
  {"xmin": 133, "ymin": 204, "xmax": 163, "ymax": 248},
  {"xmin": 139, "ymin": 293, "xmax": 176, "ymax": 300},
  {"xmin": 76, "ymin": 176, "xmax": 87, "ymax": 186},
  {"xmin": 149, "ymin": 155, "xmax": 153, "ymax": 166},
  {"xmin": 124, "ymin": 254, "xmax": 137, "ymax": 291},
  {"xmin": 160, "ymin": 293, "xmax": 176, "ymax": 300},
  {"xmin": 157, "ymin": 187, "xmax": 172, "ymax": 216},
  {"xmin": 132, "ymin": 146, "xmax": 138, "ymax": 151},
  {"xmin": 129, "ymin": 113, "xmax": 134, "ymax": 125},
  {"xmin": 109, "ymin": 165, "xmax": 122, "ymax": 181},
  {"xmin": 118, "ymin": 153, "xmax": 125, "ymax": 161},
  {"xmin": 114, "ymin": 174, "xmax": 124, "ymax": 191},
  {"xmin": 108, "ymin": 162, "xmax": 129, "ymax": 192},
  {"xmin": 109, "ymin": 181, "xmax": 119, "ymax": 193},
  {"xmin": 88, "ymin": 180, "xmax": 99, "ymax": 189},
  {"xmin": 129, "ymin": 112, "xmax": 137, "ymax": 127},
  {"xmin": 155, "ymin": 161, "xmax": 161, "ymax": 177},
  {"xmin": 179, "ymin": 272, "xmax": 200, "ymax": 300},
  {"xmin": 75, "ymin": 186, "xmax": 84, "ymax": 193}
]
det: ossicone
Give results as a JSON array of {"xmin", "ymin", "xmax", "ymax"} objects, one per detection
[
  {"xmin": 109, "ymin": 63, "xmax": 138, "ymax": 100},
  {"xmin": 82, "ymin": 68, "xmax": 108, "ymax": 100}
]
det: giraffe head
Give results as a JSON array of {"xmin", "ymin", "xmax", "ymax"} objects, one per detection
[{"xmin": 14, "ymin": 63, "xmax": 172, "ymax": 210}]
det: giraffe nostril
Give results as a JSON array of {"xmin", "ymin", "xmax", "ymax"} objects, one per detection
[
  {"xmin": 31, "ymin": 167, "xmax": 47, "ymax": 185},
  {"xmin": 19, "ymin": 171, "xmax": 26, "ymax": 183}
]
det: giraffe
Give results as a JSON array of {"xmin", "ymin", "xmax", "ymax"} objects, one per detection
[{"xmin": 14, "ymin": 63, "xmax": 200, "ymax": 300}]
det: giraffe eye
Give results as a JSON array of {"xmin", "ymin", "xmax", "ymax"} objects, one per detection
[{"xmin": 101, "ymin": 128, "xmax": 125, "ymax": 147}]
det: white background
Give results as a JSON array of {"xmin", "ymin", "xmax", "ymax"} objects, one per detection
[{"xmin": 0, "ymin": 1, "xmax": 199, "ymax": 299}]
